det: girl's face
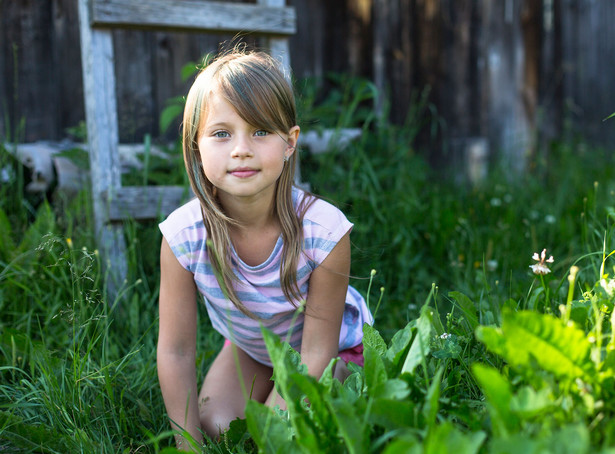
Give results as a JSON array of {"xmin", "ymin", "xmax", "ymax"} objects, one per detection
[{"xmin": 197, "ymin": 92, "xmax": 299, "ymax": 205}]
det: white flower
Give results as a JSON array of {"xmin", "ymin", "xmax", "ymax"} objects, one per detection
[
  {"xmin": 530, "ymin": 249, "xmax": 554, "ymax": 275},
  {"xmin": 545, "ymin": 215, "xmax": 556, "ymax": 224},
  {"xmin": 440, "ymin": 333, "xmax": 451, "ymax": 340}
]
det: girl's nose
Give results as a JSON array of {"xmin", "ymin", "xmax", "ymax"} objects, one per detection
[{"xmin": 230, "ymin": 137, "xmax": 253, "ymax": 158}]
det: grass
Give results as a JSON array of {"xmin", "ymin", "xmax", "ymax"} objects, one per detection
[{"xmin": 1, "ymin": 74, "xmax": 615, "ymax": 452}]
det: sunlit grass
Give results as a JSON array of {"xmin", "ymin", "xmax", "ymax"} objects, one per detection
[{"xmin": 1, "ymin": 77, "xmax": 615, "ymax": 451}]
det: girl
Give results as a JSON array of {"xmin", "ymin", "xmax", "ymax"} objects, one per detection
[{"xmin": 157, "ymin": 50, "xmax": 373, "ymax": 449}]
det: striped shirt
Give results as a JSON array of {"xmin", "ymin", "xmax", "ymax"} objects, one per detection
[{"xmin": 159, "ymin": 187, "xmax": 373, "ymax": 366}]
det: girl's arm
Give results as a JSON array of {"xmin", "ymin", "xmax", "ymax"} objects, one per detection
[
  {"xmin": 266, "ymin": 230, "xmax": 351, "ymax": 411},
  {"xmin": 157, "ymin": 237, "xmax": 202, "ymax": 450},
  {"xmin": 299, "ymin": 230, "xmax": 351, "ymax": 378}
]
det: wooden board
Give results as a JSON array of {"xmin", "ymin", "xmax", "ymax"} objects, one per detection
[
  {"xmin": 90, "ymin": 0, "xmax": 296, "ymax": 35},
  {"xmin": 104, "ymin": 185, "xmax": 194, "ymax": 221}
]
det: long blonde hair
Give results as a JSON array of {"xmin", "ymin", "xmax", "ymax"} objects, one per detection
[{"xmin": 182, "ymin": 50, "xmax": 311, "ymax": 317}]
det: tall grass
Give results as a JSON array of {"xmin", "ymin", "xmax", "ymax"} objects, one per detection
[{"xmin": 1, "ymin": 75, "xmax": 615, "ymax": 452}]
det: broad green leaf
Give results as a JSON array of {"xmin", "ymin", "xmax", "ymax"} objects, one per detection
[
  {"xmin": 509, "ymin": 386, "xmax": 554, "ymax": 418},
  {"xmin": 363, "ymin": 323, "xmax": 387, "ymax": 356},
  {"xmin": 245, "ymin": 400, "xmax": 296, "ymax": 454},
  {"xmin": 449, "ymin": 291, "xmax": 479, "ymax": 333},
  {"xmin": 370, "ymin": 378, "xmax": 410, "ymax": 400},
  {"xmin": 159, "ymin": 100, "xmax": 185, "ymax": 135},
  {"xmin": 401, "ymin": 304, "xmax": 433, "ymax": 375},
  {"xmin": 368, "ymin": 399, "xmax": 416, "ymax": 430},
  {"xmin": 260, "ymin": 328, "xmax": 319, "ymax": 453},
  {"xmin": 424, "ymin": 366, "xmax": 444, "ymax": 431},
  {"xmin": 290, "ymin": 373, "xmax": 337, "ymax": 445},
  {"xmin": 384, "ymin": 323, "xmax": 414, "ymax": 370},
  {"xmin": 329, "ymin": 396, "xmax": 369, "ymax": 454},
  {"xmin": 424, "ymin": 421, "xmax": 486, "ymax": 454},
  {"xmin": 317, "ymin": 356, "xmax": 338, "ymax": 392},
  {"xmin": 472, "ymin": 363, "xmax": 518, "ymax": 436},
  {"xmin": 364, "ymin": 339, "xmax": 388, "ymax": 390},
  {"xmin": 489, "ymin": 434, "xmax": 540, "ymax": 454},
  {"xmin": 476, "ymin": 309, "xmax": 595, "ymax": 381},
  {"xmin": 544, "ymin": 423, "xmax": 589, "ymax": 454},
  {"xmin": 382, "ymin": 433, "xmax": 421, "ymax": 454}
]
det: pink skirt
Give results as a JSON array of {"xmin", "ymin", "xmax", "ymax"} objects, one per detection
[{"xmin": 223, "ymin": 340, "xmax": 364, "ymax": 367}]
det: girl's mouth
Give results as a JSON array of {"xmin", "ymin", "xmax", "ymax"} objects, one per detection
[{"xmin": 229, "ymin": 168, "xmax": 258, "ymax": 178}]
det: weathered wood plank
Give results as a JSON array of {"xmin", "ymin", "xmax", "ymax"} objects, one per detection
[
  {"xmin": 90, "ymin": 0, "xmax": 296, "ymax": 35},
  {"xmin": 105, "ymin": 185, "xmax": 194, "ymax": 221},
  {"xmin": 78, "ymin": 0, "xmax": 127, "ymax": 296}
]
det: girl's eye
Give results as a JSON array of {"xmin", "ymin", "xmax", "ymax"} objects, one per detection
[
  {"xmin": 254, "ymin": 130, "xmax": 269, "ymax": 137},
  {"xmin": 213, "ymin": 131, "xmax": 230, "ymax": 138}
]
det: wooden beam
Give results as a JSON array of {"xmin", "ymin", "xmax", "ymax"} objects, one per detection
[
  {"xmin": 104, "ymin": 185, "xmax": 194, "ymax": 221},
  {"xmin": 90, "ymin": 0, "xmax": 296, "ymax": 35},
  {"xmin": 79, "ymin": 0, "xmax": 128, "ymax": 297}
]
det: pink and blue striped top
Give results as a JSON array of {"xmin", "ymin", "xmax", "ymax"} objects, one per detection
[{"xmin": 159, "ymin": 188, "xmax": 373, "ymax": 366}]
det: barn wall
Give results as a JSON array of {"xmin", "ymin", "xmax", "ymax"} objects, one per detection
[{"xmin": 0, "ymin": 0, "xmax": 612, "ymax": 164}]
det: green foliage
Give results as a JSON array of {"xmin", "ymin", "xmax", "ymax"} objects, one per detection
[{"xmin": 2, "ymin": 71, "xmax": 615, "ymax": 452}]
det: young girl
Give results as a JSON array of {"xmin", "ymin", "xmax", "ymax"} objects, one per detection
[{"xmin": 157, "ymin": 50, "xmax": 373, "ymax": 449}]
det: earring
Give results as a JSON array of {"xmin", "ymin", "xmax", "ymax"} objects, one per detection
[{"xmin": 283, "ymin": 155, "xmax": 290, "ymax": 162}]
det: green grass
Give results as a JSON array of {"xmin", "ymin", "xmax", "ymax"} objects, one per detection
[{"xmin": 2, "ymin": 75, "xmax": 615, "ymax": 452}]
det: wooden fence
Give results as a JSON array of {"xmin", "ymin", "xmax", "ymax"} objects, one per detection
[{"xmin": 1, "ymin": 0, "xmax": 613, "ymax": 174}]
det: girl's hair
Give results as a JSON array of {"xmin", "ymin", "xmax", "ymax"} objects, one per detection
[{"xmin": 182, "ymin": 49, "xmax": 311, "ymax": 318}]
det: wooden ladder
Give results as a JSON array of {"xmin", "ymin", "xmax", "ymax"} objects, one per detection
[{"xmin": 77, "ymin": 0, "xmax": 296, "ymax": 298}]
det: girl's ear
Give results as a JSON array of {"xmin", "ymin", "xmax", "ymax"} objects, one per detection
[{"xmin": 286, "ymin": 126, "xmax": 300, "ymax": 154}]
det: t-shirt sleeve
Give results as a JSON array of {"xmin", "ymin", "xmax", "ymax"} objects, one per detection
[
  {"xmin": 158, "ymin": 198, "xmax": 205, "ymax": 273},
  {"xmin": 302, "ymin": 197, "xmax": 354, "ymax": 267}
]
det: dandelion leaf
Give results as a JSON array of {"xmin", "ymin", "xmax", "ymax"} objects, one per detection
[
  {"xmin": 370, "ymin": 378, "xmax": 410, "ymax": 401},
  {"xmin": 509, "ymin": 386, "xmax": 554, "ymax": 418},
  {"xmin": 382, "ymin": 433, "xmax": 422, "ymax": 454},
  {"xmin": 245, "ymin": 400, "xmax": 296, "ymax": 454},
  {"xmin": 424, "ymin": 366, "xmax": 444, "ymax": 430},
  {"xmin": 424, "ymin": 422, "xmax": 486, "ymax": 454},
  {"xmin": 364, "ymin": 338, "xmax": 388, "ymax": 389},
  {"xmin": 476, "ymin": 309, "xmax": 595, "ymax": 381},
  {"xmin": 329, "ymin": 395, "xmax": 369, "ymax": 454},
  {"xmin": 472, "ymin": 363, "xmax": 518, "ymax": 436},
  {"xmin": 544, "ymin": 423, "xmax": 590, "ymax": 454},
  {"xmin": 489, "ymin": 434, "xmax": 541, "ymax": 454},
  {"xmin": 368, "ymin": 399, "xmax": 416, "ymax": 431},
  {"xmin": 363, "ymin": 323, "xmax": 387, "ymax": 356},
  {"xmin": 384, "ymin": 322, "xmax": 413, "ymax": 371},
  {"xmin": 401, "ymin": 304, "xmax": 433, "ymax": 375}
]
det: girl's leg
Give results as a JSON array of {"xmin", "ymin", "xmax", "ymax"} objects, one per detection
[{"xmin": 198, "ymin": 342, "xmax": 273, "ymax": 438}]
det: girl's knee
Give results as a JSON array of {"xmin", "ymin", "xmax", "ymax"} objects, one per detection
[{"xmin": 199, "ymin": 407, "xmax": 240, "ymax": 439}]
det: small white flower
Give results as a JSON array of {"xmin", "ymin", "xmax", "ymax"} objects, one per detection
[
  {"xmin": 490, "ymin": 197, "xmax": 502, "ymax": 207},
  {"xmin": 530, "ymin": 249, "xmax": 554, "ymax": 275},
  {"xmin": 440, "ymin": 333, "xmax": 451, "ymax": 340},
  {"xmin": 487, "ymin": 260, "xmax": 498, "ymax": 272}
]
